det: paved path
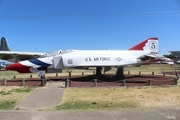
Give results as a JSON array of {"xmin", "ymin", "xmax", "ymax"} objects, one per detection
[
  {"xmin": 15, "ymin": 81, "xmax": 65, "ymax": 111},
  {"xmin": 0, "ymin": 108, "xmax": 180, "ymax": 120}
]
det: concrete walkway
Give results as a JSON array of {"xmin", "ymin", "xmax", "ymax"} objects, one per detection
[
  {"xmin": 0, "ymin": 108, "xmax": 180, "ymax": 120},
  {"xmin": 15, "ymin": 81, "xmax": 65, "ymax": 111}
]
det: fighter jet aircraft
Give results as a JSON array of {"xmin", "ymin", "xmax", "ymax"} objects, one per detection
[
  {"xmin": 0, "ymin": 37, "xmax": 46, "ymax": 62},
  {"xmin": 6, "ymin": 37, "xmax": 164, "ymax": 79}
]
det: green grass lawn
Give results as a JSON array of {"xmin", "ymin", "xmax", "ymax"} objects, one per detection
[
  {"xmin": 57, "ymin": 86, "xmax": 180, "ymax": 110},
  {"xmin": 0, "ymin": 86, "xmax": 35, "ymax": 110}
]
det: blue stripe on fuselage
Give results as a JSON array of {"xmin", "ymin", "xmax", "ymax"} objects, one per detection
[{"xmin": 28, "ymin": 59, "xmax": 51, "ymax": 67}]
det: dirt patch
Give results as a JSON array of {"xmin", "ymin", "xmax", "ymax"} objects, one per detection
[
  {"xmin": 69, "ymin": 74, "xmax": 175, "ymax": 87},
  {"xmin": 0, "ymin": 78, "xmax": 42, "ymax": 86},
  {"xmin": 0, "ymin": 74, "xmax": 175, "ymax": 87},
  {"xmin": 164, "ymin": 71, "xmax": 180, "ymax": 76}
]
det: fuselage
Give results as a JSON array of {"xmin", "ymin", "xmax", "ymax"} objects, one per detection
[
  {"xmin": 61, "ymin": 50, "xmax": 150, "ymax": 67},
  {"xmin": 6, "ymin": 50, "xmax": 152, "ymax": 73}
]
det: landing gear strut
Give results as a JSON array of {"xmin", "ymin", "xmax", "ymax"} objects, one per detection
[
  {"xmin": 96, "ymin": 67, "xmax": 102, "ymax": 77},
  {"xmin": 115, "ymin": 66, "xmax": 124, "ymax": 80},
  {"xmin": 95, "ymin": 66, "xmax": 125, "ymax": 80},
  {"xmin": 38, "ymin": 71, "xmax": 47, "ymax": 86}
]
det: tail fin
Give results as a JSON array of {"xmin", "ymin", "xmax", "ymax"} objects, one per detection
[
  {"xmin": 0, "ymin": 37, "xmax": 11, "ymax": 51},
  {"xmin": 129, "ymin": 38, "xmax": 158, "ymax": 53}
]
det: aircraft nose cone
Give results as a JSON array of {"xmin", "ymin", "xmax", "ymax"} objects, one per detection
[
  {"xmin": 6, "ymin": 63, "xmax": 20, "ymax": 70},
  {"xmin": 6, "ymin": 62, "xmax": 31, "ymax": 73}
]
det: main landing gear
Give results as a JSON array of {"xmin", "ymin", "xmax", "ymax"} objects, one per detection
[
  {"xmin": 96, "ymin": 67, "xmax": 102, "ymax": 77},
  {"xmin": 115, "ymin": 66, "xmax": 124, "ymax": 80},
  {"xmin": 38, "ymin": 71, "xmax": 47, "ymax": 86},
  {"xmin": 95, "ymin": 66, "xmax": 125, "ymax": 80}
]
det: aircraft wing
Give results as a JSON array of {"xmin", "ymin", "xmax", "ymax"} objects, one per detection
[
  {"xmin": 169, "ymin": 51, "xmax": 180, "ymax": 56},
  {"xmin": 169, "ymin": 51, "xmax": 180, "ymax": 64},
  {"xmin": 123, "ymin": 55, "xmax": 163, "ymax": 67},
  {"xmin": 144, "ymin": 54, "xmax": 161, "ymax": 58},
  {"xmin": 0, "ymin": 37, "xmax": 47, "ymax": 62},
  {"xmin": 136, "ymin": 58, "xmax": 162, "ymax": 65},
  {"xmin": 0, "ymin": 51, "xmax": 46, "ymax": 62}
]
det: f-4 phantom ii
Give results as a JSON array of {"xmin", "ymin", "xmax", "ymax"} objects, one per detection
[
  {"xmin": 6, "ymin": 37, "xmax": 166, "ymax": 79},
  {"xmin": 0, "ymin": 37, "xmax": 46, "ymax": 62}
]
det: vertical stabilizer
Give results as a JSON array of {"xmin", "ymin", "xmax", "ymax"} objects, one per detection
[
  {"xmin": 0, "ymin": 37, "xmax": 11, "ymax": 51},
  {"xmin": 129, "ymin": 38, "xmax": 158, "ymax": 53}
]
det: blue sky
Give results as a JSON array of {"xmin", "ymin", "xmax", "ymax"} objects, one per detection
[{"xmin": 0, "ymin": 0, "xmax": 180, "ymax": 55}]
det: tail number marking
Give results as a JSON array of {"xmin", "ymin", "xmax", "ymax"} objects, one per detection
[{"xmin": 149, "ymin": 41, "xmax": 158, "ymax": 52}]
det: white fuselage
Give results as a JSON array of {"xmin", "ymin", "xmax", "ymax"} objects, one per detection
[
  {"xmin": 10, "ymin": 50, "xmax": 152, "ymax": 73},
  {"xmin": 60, "ymin": 50, "xmax": 150, "ymax": 67}
]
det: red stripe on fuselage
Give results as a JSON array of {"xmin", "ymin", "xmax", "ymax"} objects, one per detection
[{"xmin": 6, "ymin": 62, "xmax": 31, "ymax": 73}]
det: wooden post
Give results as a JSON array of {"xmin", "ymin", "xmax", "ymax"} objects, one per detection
[
  {"xmin": 22, "ymin": 78, "xmax": 25, "ymax": 86},
  {"xmin": 82, "ymin": 72, "xmax": 84, "ymax": 76},
  {"xmin": 41, "ymin": 77, "xmax": 46, "ymax": 86},
  {"xmin": 94, "ymin": 79, "xmax": 97, "ymax": 87},
  {"xmin": 56, "ymin": 73, "xmax": 58, "ymax": 77},
  {"xmin": 65, "ymin": 79, "xmax": 69, "ymax": 88},
  {"xmin": 163, "ymin": 73, "xmax": 166, "ymax": 76},
  {"xmin": 139, "ymin": 71, "xmax": 141, "ymax": 76},
  {"xmin": 176, "ymin": 72, "xmax": 179, "ymax": 80},
  {"xmin": 93, "ymin": 71, "xmax": 95, "ymax": 75},
  {"xmin": 148, "ymin": 79, "xmax": 152, "ymax": 86},
  {"xmin": 30, "ymin": 75, "xmax": 32, "ymax": 78},
  {"xmin": 152, "ymin": 71, "xmax": 154, "ymax": 75},
  {"xmin": 128, "ymin": 71, "xmax": 130, "ymax": 75},
  {"xmin": 13, "ymin": 76, "xmax": 16, "ymax": 79},
  {"xmin": 3, "ymin": 78, "xmax": 6, "ymax": 86},
  {"xmin": 174, "ymin": 78, "xmax": 178, "ymax": 85},
  {"xmin": 123, "ymin": 80, "xmax": 126, "ymax": 87}
]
